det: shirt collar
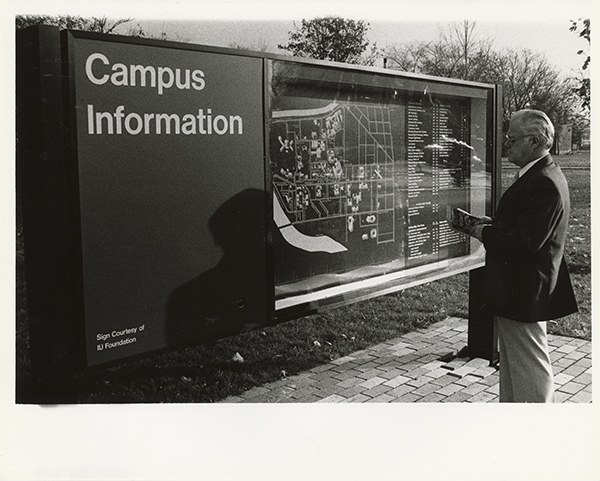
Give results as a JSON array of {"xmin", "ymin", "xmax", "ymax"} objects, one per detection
[{"xmin": 519, "ymin": 155, "xmax": 545, "ymax": 178}]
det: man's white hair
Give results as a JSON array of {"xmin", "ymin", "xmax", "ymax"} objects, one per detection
[{"xmin": 512, "ymin": 109, "xmax": 555, "ymax": 150}]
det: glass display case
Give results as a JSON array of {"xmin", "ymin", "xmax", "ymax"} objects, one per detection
[{"xmin": 269, "ymin": 60, "xmax": 496, "ymax": 317}]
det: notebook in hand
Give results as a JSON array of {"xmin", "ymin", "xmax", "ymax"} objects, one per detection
[{"xmin": 447, "ymin": 207, "xmax": 482, "ymax": 235}]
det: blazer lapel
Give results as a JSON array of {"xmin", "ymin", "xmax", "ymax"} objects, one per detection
[{"xmin": 496, "ymin": 155, "xmax": 554, "ymax": 216}]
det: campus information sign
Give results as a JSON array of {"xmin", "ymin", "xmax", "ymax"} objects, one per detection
[
  {"xmin": 69, "ymin": 34, "xmax": 267, "ymax": 367},
  {"xmin": 270, "ymin": 61, "xmax": 494, "ymax": 315},
  {"xmin": 18, "ymin": 27, "xmax": 498, "ymax": 377}
]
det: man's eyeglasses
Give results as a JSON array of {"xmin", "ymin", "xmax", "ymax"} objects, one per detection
[{"xmin": 504, "ymin": 134, "xmax": 533, "ymax": 146}]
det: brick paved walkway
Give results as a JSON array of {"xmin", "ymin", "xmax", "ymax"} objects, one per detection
[{"xmin": 222, "ymin": 316, "xmax": 592, "ymax": 403}]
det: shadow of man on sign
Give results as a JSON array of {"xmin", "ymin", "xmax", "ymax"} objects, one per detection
[{"xmin": 165, "ymin": 188, "xmax": 268, "ymax": 348}]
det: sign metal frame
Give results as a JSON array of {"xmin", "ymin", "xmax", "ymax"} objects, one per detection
[{"xmin": 17, "ymin": 26, "xmax": 502, "ymax": 394}]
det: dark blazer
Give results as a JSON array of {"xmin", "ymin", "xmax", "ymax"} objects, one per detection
[{"xmin": 481, "ymin": 154, "xmax": 577, "ymax": 322}]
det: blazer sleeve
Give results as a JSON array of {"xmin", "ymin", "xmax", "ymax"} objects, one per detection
[{"xmin": 482, "ymin": 175, "xmax": 565, "ymax": 257}]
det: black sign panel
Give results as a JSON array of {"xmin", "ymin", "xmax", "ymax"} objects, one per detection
[{"xmin": 70, "ymin": 37, "xmax": 266, "ymax": 366}]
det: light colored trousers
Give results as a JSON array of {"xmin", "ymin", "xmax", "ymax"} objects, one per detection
[{"xmin": 495, "ymin": 315, "xmax": 554, "ymax": 403}]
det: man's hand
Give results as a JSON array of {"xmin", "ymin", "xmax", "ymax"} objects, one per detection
[{"xmin": 470, "ymin": 216, "xmax": 493, "ymax": 242}]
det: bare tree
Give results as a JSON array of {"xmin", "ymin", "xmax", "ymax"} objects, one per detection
[
  {"xmin": 495, "ymin": 48, "xmax": 574, "ymax": 128},
  {"xmin": 16, "ymin": 15, "xmax": 183, "ymax": 42},
  {"xmin": 384, "ymin": 41, "xmax": 431, "ymax": 73},
  {"xmin": 228, "ymin": 39, "xmax": 271, "ymax": 53},
  {"xmin": 439, "ymin": 20, "xmax": 477, "ymax": 79},
  {"xmin": 16, "ymin": 15, "xmax": 133, "ymax": 33},
  {"xmin": 385, "ymin": 21, "xmax": 495, "ymax": 82},
  {"xmin": 384, "ymin": 21, "xmax": 579, "ymax": 135}
]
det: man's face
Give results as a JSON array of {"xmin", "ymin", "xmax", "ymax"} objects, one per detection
[{"xmin": 505, "ymin": 120, "xmax": 534, "ymax": 168}]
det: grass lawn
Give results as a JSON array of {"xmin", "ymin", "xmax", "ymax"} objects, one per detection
[{"xmin": 15, "ymin": 152, "xmax": 591, "ymax": 403}]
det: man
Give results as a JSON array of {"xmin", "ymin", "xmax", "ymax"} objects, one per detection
[{"xmin": 470, "ymin": 109, "xmax": 577, "ymax": 403}]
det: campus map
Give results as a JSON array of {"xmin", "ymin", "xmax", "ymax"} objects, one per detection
[
  {"xmin": 271, "ymin": 94, "xmax": 477, "ymax": 289},
  {"xmin": 271, "ymin": 103, "xmax": 397, "ymax": 256}
]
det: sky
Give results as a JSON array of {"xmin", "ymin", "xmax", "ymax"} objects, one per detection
[
  {"xmin": 10, "ymin": 0, "xmax": 594, "ymax": 76},
  {"xmin": 130, "ymin": 17, "xmax": 590, "ymax": 76}
]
